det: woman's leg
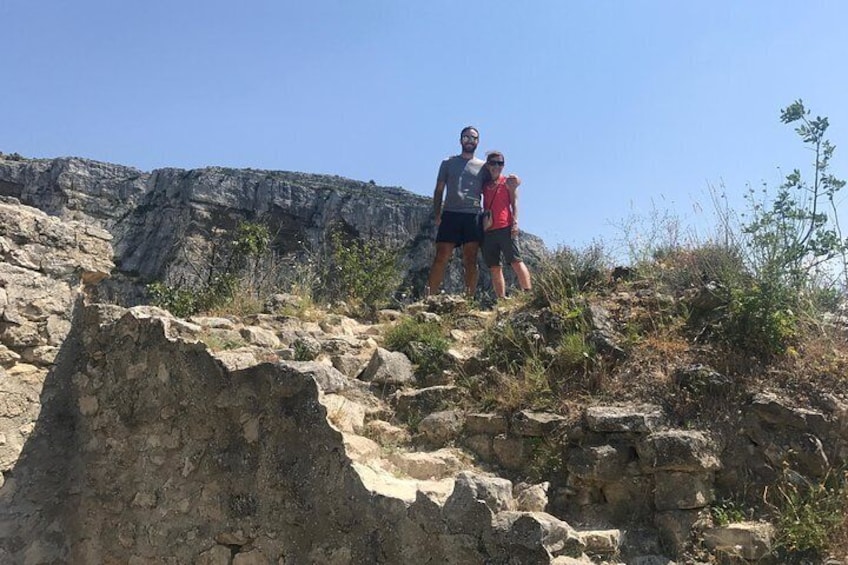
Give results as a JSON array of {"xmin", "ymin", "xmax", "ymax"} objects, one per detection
[
  {"xmin": 511, "ymin": 261, "xmax": 532, "ymax": 291},
  {"xmin": 490, "ymin": 265, "xmax": 506, "ymax": 298},
  {"xmin": 504, "ymin": 234, "xmax": 531, "ymax": 291}
]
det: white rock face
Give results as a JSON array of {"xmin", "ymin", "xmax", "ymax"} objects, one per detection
[
  {"xmin": 0, "ymin": 155, "xmax": 548, "ymax": 297},
  {"xmin": 0, "ymin": 198, "xmax": 113, "ymax": 479}
]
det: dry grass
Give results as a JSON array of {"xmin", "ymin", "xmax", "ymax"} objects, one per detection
[{"xmin": 204, "ymin": 289, "xmax": 265, "ymax": 317}]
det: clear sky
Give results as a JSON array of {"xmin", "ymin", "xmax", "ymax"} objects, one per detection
[{"xmin": 3, "ymin": 1, "xmax": 847, "ymax": 256}]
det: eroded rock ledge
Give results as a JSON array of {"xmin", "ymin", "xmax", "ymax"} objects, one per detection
[
  {"xmin": 1, "ymin": 305, "xmax": 589, "ymax": 564},
  {"xmin": 0, "ymin": 196, "xmax": 113, "ymax": 487}
]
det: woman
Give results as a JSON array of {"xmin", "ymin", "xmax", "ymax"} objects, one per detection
[{"xmin": 481, "ymin": 151, "xmax": 532, "ymax": 299}]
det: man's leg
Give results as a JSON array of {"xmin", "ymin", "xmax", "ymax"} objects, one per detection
[
  {"xmin": 511, "ymin": 260, "xmax": 532, "ymax": 291},
  {"xmin": 462, "ymin": 242, "xmax": 480, "ymax": 296},
  {"xmin": 490, "ymin": 266, "xmax": 506, "ymax": 298},
  {"xmin": 427, "ymin": 242, "xmax": 455, "ymax": 296}
]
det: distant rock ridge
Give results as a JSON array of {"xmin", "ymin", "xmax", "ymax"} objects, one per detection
[{"xmin": 0, "ymin": 154, "xmax": 547, "ymax": 299}]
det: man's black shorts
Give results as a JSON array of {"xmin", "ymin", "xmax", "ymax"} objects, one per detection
[
  {"xmin": 482, "ymin": 226, "xmax": 522, "ymax": 267},
  {"xmin": 436, "ymin": 211, "xmax": 483, "ymax": 247}
]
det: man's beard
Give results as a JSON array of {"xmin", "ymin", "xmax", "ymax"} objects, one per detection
[{"xmin": 462, "ymin": 143, "xmax": 477, "ymax": 153}]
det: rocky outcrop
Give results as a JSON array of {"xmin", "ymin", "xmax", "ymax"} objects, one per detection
[
  {"xmin": 0, "ymin": 197, "xmax": 113, "ymax": 488},
  {"xmin": 0, "ymin": 304, "xmax": 590, "ymax": 564},
  {"xmin": 0, "ymin": 155, "xmax": 548, "ymax": 298}
]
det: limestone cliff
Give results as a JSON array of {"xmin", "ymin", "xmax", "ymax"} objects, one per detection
[{"xmin": 0, "ymin": 155, "xmax": 547, "ymax": 300}]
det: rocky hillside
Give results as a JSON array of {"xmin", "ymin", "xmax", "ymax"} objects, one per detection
[
  {"xmin": 0, "ymin": 196, "xmax": 618, "ymax": 563},
  {"xmin": 0, "ymin": 154, "xmax": 547, "ymax": 301},
  {"xmin": 3, "ymin": 254, "xmax": 842, "ymax": 562},
  {"xmin": 1, "ymin": 157, "xmax": 848, "ymax": 563}
]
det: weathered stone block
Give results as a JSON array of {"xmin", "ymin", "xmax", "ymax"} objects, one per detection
[
  {"xmin": 584, "ymin": 405, "xmax": 663, "ymax": 434},
  {"xmin": 490, "ymin": 511, "xmax": 584, "ymax": 558},
  {"xmin": 654, "ymin": 471, "xmax": 714, "ymax": 510},
  {"xmin": 418, "ymin": 410, "xmax": 465, "ymax": 446},
  {"xmin": 464, "ymin": 433, "xmax": 494, "ymax": 462},
  {"xmin": 578, "ymin": 528, "xmax": 621, "ymax": 556},
  {"xmin": 443, "ymin": 472, "xmax": 514, "ymax": 534},
  {"xmin": 239, "ymin": 326, "xmax": 281, "ymax": 348},
  {"xmin": 512, "ymin": 410, "xmax": 567, "ymax": 437},
  {"xmin": 514, "ymin": 482, "xmax": 549, "ymax": 512},
  {"xmin": 749, "ymin": 391, "xmax": 827, "ymax": 430},
  {"xmin": 388, "ymin": 448, "xmax": 463, "ymax": 481},
  {"xmin": 601, "ymin": 476, "xmax": 654, "ymax": 520},
  {"xmin": 655, "ymin": 509, "xmax": 702, "ymax": 557},
  {"xmin": 322, "ymin": 393, "xmax": 367, "ymax": 432},
  {"xmin": 637, "ymin": 430, "xmax": 720, "ymax": 473},
  {"xmin": 359, "ymin": 347, "xmax": 414, "ymax": 385},
  {"xmin": 231, "ymin": 549, "xmax": 269, "ymax": 564},
  {"xmin": 392, "ymin": 385, "xmax": 460, "ymax": 421},
  {"xmin": 493, "ymin": 434, "xmax": 527, "ymax": 471},
  {"xmin": 194, "ymin": 545, "xmax": 231, "ymax": 565},
  {"xmin": 566, "ymin": 443, "xmax": 634, "ymax": 482},
  {"xmin": 331, "ymin": 354, "xmax": 366, "ymax": 378},
  {"xmin": 465, "ymin": 413, "xmax": 508, "ymax": 435},
  {"xmin": 703, "ymin": 521, "xmax": 775, "ymax": 561},
  {"xmin": 363, "ymin": 419, "xmax": 410, "ymax": 446},
  {"xmin": 278, "ymin": 360, "xmax": 349, "ymax": 394}
]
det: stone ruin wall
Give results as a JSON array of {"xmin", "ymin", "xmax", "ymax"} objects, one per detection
[{"xmin": 3, "ymin": 301, "xmax": 591, "ymax": 564}]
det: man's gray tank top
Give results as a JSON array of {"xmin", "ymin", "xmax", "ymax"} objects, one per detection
[{"xmin": 438, "ymin": 155, "xmax": 485, "ymax": 213}]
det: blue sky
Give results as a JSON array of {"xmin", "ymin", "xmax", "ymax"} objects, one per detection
[{"xmin": 3, "ymin": 1, "xmax": 847, "ymax": 256}]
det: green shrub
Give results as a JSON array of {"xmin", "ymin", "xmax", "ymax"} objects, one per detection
[
  {"xmin": 383, "ymin": 317, "xmax": 449, "ymax": 378},
  {"xmin": 482, "ymin": 315, "xmax": 546, "ymax": 374},
  {"xmin": 147, "ymin": 273, "xmax": 237, "ymax": 318},
  {"xmin": 554, "ymin": 331, "xmax": 592, "ymax": 367},
  {"xmin": 767, "ymin": 468, "xmax": 848, "ymax": 559},
  {"xmin": 691, "ymin": 101, "xmax": 848, "ymax": 357},
  {"xmin": 316, "ymin": 226, "xmax": 401, "ymax": 313},
  {"xmin": 147, "ymin": 282, "xmax": 200, "ymax": 318},
  {"xmin": 233, "ymin": 221, "xmax": 271, "ymax": 257},
  {"xmin": 710, "ymin": 497, "xmax": 751, "ymax": 526},
  {"xmin": 477, "ymin": 355, "xmax": 555, "ymax": 413},
  {"xmin": 722, "ymin": 281, "xmax": 797, "ymax": 356},
  {"xmin": 525, "ymin": 435, "xmax": 564, "ymax": 483},
  {"xmin": 147, "ymin": 220, "xmax": 272, "ymax": 317},
  {"xmin": 293, "ymin": 339, "xmax": 318, "ymax": 361}
]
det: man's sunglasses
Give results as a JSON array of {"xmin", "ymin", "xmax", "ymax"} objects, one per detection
[
  {"xmin": 487, "ymin": 160, "xmax": 505, "ymax": 166},
  {"xmin": 461, "ymin": 135, "xmax": 478, "ymax": 142}
]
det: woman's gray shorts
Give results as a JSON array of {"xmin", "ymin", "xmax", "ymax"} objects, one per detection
[{"xmin": 482, "ymin": 226, "xmax": 522, "ymax": 267}]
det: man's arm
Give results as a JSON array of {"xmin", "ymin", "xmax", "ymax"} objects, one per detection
[{"xmin": 433, "ymin": 179, "xmax": 446, "ymax": 226}]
